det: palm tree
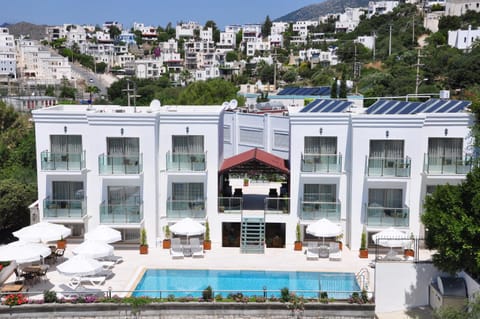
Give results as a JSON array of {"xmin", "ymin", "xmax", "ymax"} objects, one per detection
[{"xmin": 86, "ymin": 85, "xmax": 100, "ymax": 104}]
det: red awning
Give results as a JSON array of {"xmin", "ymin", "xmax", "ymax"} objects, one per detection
[{"xmin": 219, "ymin": 148, "xmax": 289, "ymax": 174}]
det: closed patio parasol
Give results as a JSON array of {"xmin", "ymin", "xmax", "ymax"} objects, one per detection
[{"xmin": 57, "ymin": 255, "xmax": 104, "ymax": 277}]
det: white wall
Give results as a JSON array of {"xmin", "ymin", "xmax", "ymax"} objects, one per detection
[{"xmin": 375, "ymin": 261, "xmax": 444, "ymax": 313}]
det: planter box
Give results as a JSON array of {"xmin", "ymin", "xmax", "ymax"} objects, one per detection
[
  {"xmin": 294, "ymin": 241, "xmax": 303, "ymax": 251},
  {"xmin": 203, "ymin": 240, "xmax": 211, "ymax": 250},
  {"xmin": 139, "ymin": 245, "xmax": 148, "ymax": 254},
  {"xmin": 163, "ymin": 239, "xmax": 171, "ymax": 249},
  {"xmin": 359, "ymin": 249, "xmax": 368, "ymax": 258}
]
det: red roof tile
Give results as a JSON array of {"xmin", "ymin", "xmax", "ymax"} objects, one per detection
[{"xmin": 219, "ymin": 148, "xmax": 289, "ymax": 174}]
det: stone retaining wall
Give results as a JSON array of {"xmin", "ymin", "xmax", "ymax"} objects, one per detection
[{"xmin": 0, "ymin": 302, "xmax": 375, "ymax": 318}]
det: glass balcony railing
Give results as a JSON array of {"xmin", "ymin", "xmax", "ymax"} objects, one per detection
[
  {"xmin": 99, "ymin": 202, "xmax": 143, "ymax": 224},
  {"xmin": 98, "ymin": 154, "xmax": 143, "ymax": 175},
  {"xmin": 264, "ymin": 197, "xmax": 290, "ymax": 214},
  {"xmin": 423, "ymin": 154, "xmax": 477, "ymax": 175},
  {"xmin": 167, "ymin": 199, "xmax": 206, "ymax": 218},
  {"xmin": 40, "ymin": 150, "xmax": 85, "ymax": 171},
  {"xmin": 367, "ymin": 156, "xmax": 411, "ymax": 177},
  {"xmin": 299, "ymin": 200, "xmax": 341, "ymax": 221},
  {"xmin": 43, "ymin": 198, "xmax": 86, "ymax": 219},
  {"xmin": 366, "ymin": 205, "xmax": 409, "ymax": 227},
  {"xmin": 301, "ymin": 154, "xmax": 342, "ymax": 173},
  {"xmin": 218, "ymin": 197, "xmax": 243, "ymax": 213},
  {"xmin": 166, "ymin": 151, "xmax": 206, "ymax": 172}
]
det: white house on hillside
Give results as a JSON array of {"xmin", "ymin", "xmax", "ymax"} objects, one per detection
[{"xmin": 448, "ymin": 26, "xmax": 480, "ymax": 50}]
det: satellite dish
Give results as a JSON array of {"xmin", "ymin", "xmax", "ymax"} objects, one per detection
[
  {"xmin": 229, "ymin": 99, "xmax": 238, "ymax": 110},
  {"xmin": 150, "ymin": 99, "xmax": 161, "ymax": 110},
  {"xmin": 222, "ymin": 101, "xmax": 230, "ymax": 110}
]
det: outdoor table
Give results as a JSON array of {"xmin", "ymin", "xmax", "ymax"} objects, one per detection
[{"xmin": 1, "ymin": 283, "xmax": 24, "ymax": 293}]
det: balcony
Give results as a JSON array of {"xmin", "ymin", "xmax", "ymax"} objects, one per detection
[
  {"xmin": 366, "ymin": 205, "xmax": 409, "ymax": 227},
  {"xmin": 264, "ymin": 197, "xmax": 290, "ymax": 214},
  {"xmin": 43, "ymin": 198, "xmax": 86, "ymax": 219},
  {"xmin": 218, "ymin": 197, "xmax": 243, "ymax": 213},
  {"xmin": 301, "ymin": 154, "xmax": 342, "ymax": 173},
  {"xmin": 166, "ymin": 151, "xmax": 206, "ymax": 172},
  {"xmin": 98, "ymin": 154, "xmax": 143, "ymax": 175},
  {"xmin": 167, "ymin": 199, "xmax": 206, "ymax": 218},
  {"xmin": 423, "ymin": 154, "xmax": 476, "ymax": 175},
  {"xmin": 366, "ymin": 156, "xmax": 411, "ymax": 177},
  {"xmin": 40, "ymin": 151, "xmax": 85, "ymax": 171},
  {"xmin": 299, "ymin": 200, "xmax": 341, "ymax": 221},
  {"xmin": 99, "ymin": 202, "xmax": 143, "ymax": 224}
]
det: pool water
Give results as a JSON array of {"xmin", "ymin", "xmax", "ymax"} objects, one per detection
[{"xmin": 133, "ymin": 269, "xmax": 360, "ymax": 299}]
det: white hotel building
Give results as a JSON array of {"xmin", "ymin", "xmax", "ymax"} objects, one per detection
[{"xmin": 31, "ymin": 97, "xmax": 475, "ymax": 252}]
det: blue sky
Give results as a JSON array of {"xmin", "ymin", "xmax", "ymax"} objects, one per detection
[{"xmin": 1, "ymin": 0, "xmax": 321, "ymax": 30}]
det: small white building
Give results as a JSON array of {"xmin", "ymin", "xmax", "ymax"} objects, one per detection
[
  {"xmin": 445, "ymin": 0, "xmax": 480, "ymax": 15},
  {"xmin": 335, "ymin": 7, "xmax": 366, "ymax": 33},
  {"xmin": 0, "ymin": 28, "xmax": 16, "ymax": 78},
  {"xmin": 448, "ymin": 26, "xmax": 480, "ymax": 50},
  {"xmin": 355, "ymin": 35, "xmax": 376, "ymax": 50},
  {"xmin": 45, "ymin": 24, "xmax": 87, "ymax": 46},
  {"xmin": 367, "ymin": 1, "xmax": 399, "ymax": 18}
]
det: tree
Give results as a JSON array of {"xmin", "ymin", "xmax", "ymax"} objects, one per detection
[
  {"xmin": 0, "ymin": 179, "xmax": 36, "ymax": 231},
  {"xmin": 331, "ymin": 78, "xmax": 338, "ymax": 98},
  {"xmin": 339, "ymin": 67, "xmax": 348, "ymax": 98},
  {"xmin": 262, "ymin": 15, "xmax": 272, "ymax": 38},
  {"xmin": 177, "ymin": 78, "xmax": 244, "ymax": 105},
  {"xmin": 205, "ymin": 20, "xmax": 220, "ymax": 43},
  {"xmin": 226, "ymin": 51, "xmax": 238, "ymax": 62},
  {"xmin": 108, "ymin": 25, "xmax": 121, "ymax": 40},
  {"xmin": 422, "ymin": 167, "xmax": 480, "ymax": 278}
]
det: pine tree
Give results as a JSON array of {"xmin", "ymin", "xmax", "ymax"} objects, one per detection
[{"xmin": 331, "ymin": 78, "xmax": 338, "ymax": 98}]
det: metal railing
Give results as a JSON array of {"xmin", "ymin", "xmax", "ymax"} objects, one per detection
[
  {"xmin": 365, "ymin": 205, "xmax": 409, "ymax": 227},
  {"xmin": 99, "ymin": 202, "xmax": 143, "ymax": 223},
  {"xmin": 423, "ymin": 154, "xmax": 477, "ymax": 175},
  {"xmin": 43, "ymin": 198, "xmax": 86, "ymax": 218},
  {"xmin": 218, "ymin": 197, "xmax": 243, "ymax": 213},
  {"xmin": 166, "ymin": 151, "xmax": 206, "ymax": 172},
  {"xmin": 264, "ymin": 197, "xmax": 290, "ymax": 214},
  {"xmin": 301, "ymin": 153, "xmax": 342, "ymax": 173},
  {"xmin": 166, "ymin": 199, "xmax": 206, "ymax": 218},
  {"xmin": 366, "ymin": 156, "xmax": 411, "ymax": 177},
  {"xmin": 98, "ymin": 153, "xmax": 143, "ymax": 175},
  {"xmin": 40, "ymin": 150, "xmax": 85, "ymax": 171},
  {"xmin": 299, "ymin": 200, "xmax": 341, "ymax": 221}
]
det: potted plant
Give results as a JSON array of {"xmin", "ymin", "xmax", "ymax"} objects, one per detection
[
  {"xmin": 162, "ymin": 225, "xmax": 171, "ymax": 249},
  {"xmin": 243, "ymin": 177, "xmax": 249, "ymax": 186},
  {"xmin": 336, "ymin": 233, "xmax": 344, "ymax": 250},
  {"xmin": 203, "ymin": 220, "xmax": 211, "ymax": 250},
  {"xmin": 359, "ymin": 229, "xmax": 368, "ymax": 258},
  {"xmin": 140, "ymin": 228, "xmax": 148, "ymax": 254},
  {"xmin": 404, "ymin": 232, "xmax": 415, "ymax": 257},
  {"xmin": 294, "ymin": 223, "xmax": 302, "ymax": 251},
  {"xmin": 57, "ymin": 235, "xmax": 67, "ymax": 249}
]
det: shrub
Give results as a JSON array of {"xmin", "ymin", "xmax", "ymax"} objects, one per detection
[
  {"xmin": 202, "ymin": 285, "xmax": 213, "ymax": 301},
  {"xmin": 167, "ymin": 294, "xmax": 175, "ymax": 302},
  {"xmin": 215, "ymin": 294, "xmax": 223, "ymax": 302},
  {"xmin": 319, "ymin": 291, "xmax": 328, "ymax": 304},
  {"xmin": 280, "ymin": 287, "xmax": 290, "ymax": 302},
  {"xmin": 3, "ymin": 294, "xmax": 28, "ymax": 307},
  {"xmin": 43, "ymin": 290, "xmax": 57, "ymax": 303}
]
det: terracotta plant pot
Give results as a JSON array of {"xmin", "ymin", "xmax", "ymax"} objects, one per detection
[
  {"xmin": 338, "ymin": 241, "xmax": 343, "ymax": 251},
  {"xmin": 203, "ymin": 240, "xmax": 211, "ymax": 250},
  {"xmin": 57, "ymin": 240, "xmax": 66, "ymax": 249},
  {"xmin": 139, "ymin": 245, "xmax": 148, "ymax": 254},
  {"xmin": 163, "ymin": 239, "xmax": 171, "ymax": 249},
  {"xmin": 243, "ymin": 180, "xmax": 249, "ymax": 186},
  {"xmin": 359, "ymin": 249, "xmax": 368, "ymax": 258},
  {"xmin": 294, "ymin": 241, "xmax": 303, "ymax": 251},
  {"xmin": 404, "ymin": 249, "xmax": 414, "ymax": 257}
]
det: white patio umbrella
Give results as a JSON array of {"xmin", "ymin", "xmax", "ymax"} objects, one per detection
[
  {"xmin": 72, "ymin": 240, "xmax": 114, "ymax": 259},
  {"xmin": 0, "ymin": 241, "xmax": 51, "ymax": 264},
  {"xmin": 306, "ymin": 218, "xmax": 342, "ymax": 244},
  {"xmin": 170, "ymin": 218, "xmax": 206, "ymax": 237},
  {"xmin": 372, "ymin": 227, "xmax": 410, "ymax": 250},
  {"xmin": 13, "ymin": 222, "xmax": 71, "ymax": 243},
  {"xmin": 57, "ymin": 255, "xmax": 103, "ymax": 277},
  {"xmin": 84, "ymin": 226, "xmax": 121, "ymax": 243}
]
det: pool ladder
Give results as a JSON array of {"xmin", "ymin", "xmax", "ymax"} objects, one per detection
[{"xmin": 356, "ymin": 268, "xmax": 370, "ymax": 291}]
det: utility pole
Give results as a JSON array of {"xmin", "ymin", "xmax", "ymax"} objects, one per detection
[
  {"xmin": 412, "ymin": 14, "xmax": 415, "ymax": 45},
  {"xmin": 372, "ymin": 31, "xmax": 376, "ymax": 61},
  {"xmin": 389, "ymin": 25, "xmax": 392, "ymax": 56},
  {"xmin": 414, "ymin": 49, "xmax": 424, "ymax": 96},
  {"xmin": 123, "ymin": 80, "xmax": 133, "ymax": 107}
]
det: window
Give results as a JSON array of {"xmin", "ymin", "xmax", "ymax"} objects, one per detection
[
  {"xmin": 108, "ymin": 186, "xmax": 141, "ymax": 206},
  {"xmin": 172, "ymin": 135, "xmax": 204, "ymax": 153},
  {"xmin": 304, "ymin": 184, "xmax": 336, "ymax": 202},
  {"xmin": 368, "ymin": 189, "xmax": 403, "ymax": 208},
  {"xmin": 304, "ymin": 136, "xmax": 337, "ymax": 154},
  {"xmin": 224, "ymin": 126, "xmax": 231, "ymax": 143},
  {"xmin": 369, "ymin": 140, "xmax": 404, "ymax": 159},
  {"xmin": 50, "ymin": 135, "xmax": 82, "ymax": 154},
  {"xmin": 239, "ymin": 128, "xmax": 264, "ymax": 147},
  {"xmin": 107, "ymin": 137, "xmax": 139, "ymax": 156},
  {"xmin": 172, "ymin": 183, "xmax": 204, "ymax": 201},
  {"xmin": 52, "ymin": 181, "xmax": 83, "ymax": 200},
  {"xmin": 274, "ymin": 131, "xmax": 289, "ymax": 150},
  {"xmin": 428, "ymin": 138, "xmax": 463, "ymax": 161}
]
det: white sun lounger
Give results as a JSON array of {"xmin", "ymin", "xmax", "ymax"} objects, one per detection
[
  {"xmin": 190, "ymin": 238, "xmax": 204, "ymax": 258},
  {"xmin": 306, "ymin": 242, "xmax": 319, "ymax": 260},
  {"xmin": 170, "ymin": 238, "xmax": 184, "ymax": 259}
]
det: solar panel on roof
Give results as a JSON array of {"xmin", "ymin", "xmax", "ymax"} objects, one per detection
[
  {"xmin": 398, "ymin": 102, "xmax": 422, "ymax": 114},
  {"xmin": 300, "ymin": 99, "xmax": 321, "ymax": 112},
  {"xmin": 316, "ymin": 100, "xmax": 337, "ymax": 112},
  {"xmin": 331, "ymin": 101, "xmax": 351, "ymax": 112},
  {"xmin": 448, "ymin": 101, "xmax": 470, "ymax": 113},
  {"xmin": 366, "ymin": 100, "xmax": 391, "ymax": 114},
  {"xmin": 318, "ymin": 87, "xmax": 330, "ymax": 96},
  {"xmin": 436, "ymin": 100, "xmax": 458, "ymax": 113}
]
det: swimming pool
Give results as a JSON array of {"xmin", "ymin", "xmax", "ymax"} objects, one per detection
[{"xmin": 133, "ymin": 269, "xmax": 360, "ymax": 299}]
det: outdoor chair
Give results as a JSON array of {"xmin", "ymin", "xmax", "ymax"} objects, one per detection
[
  {"xmin": 59, "ymin": 283, "xmax": 104, "ymax": 299},
  {"xmin": 190, "ymin": 238, "xmax": 204, "ymax": 258},
  {"xmin": 306, "ymin": 242, "xmax": 319, "ymax": 260},
  {"xmin": 55, "ymin": 248, "xmax": 65, "ymax": 263},
  {"xmin": 71, "ymin": 276, "xmax": 106, "ymax": 288},
  {"xmin": 170, "ymin": 238, "xmax": 184, "ymax": 259},
  {"xmin": 99, "ymin": 255, "xmax": 123, "ymax": 264},
  {"xmin": 100, "ymin": 261, "xmax": 115, "ymax": 270},
  {"xmin": 329, "ymin": 242, "xmax": 342, "ymax": 261}
]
